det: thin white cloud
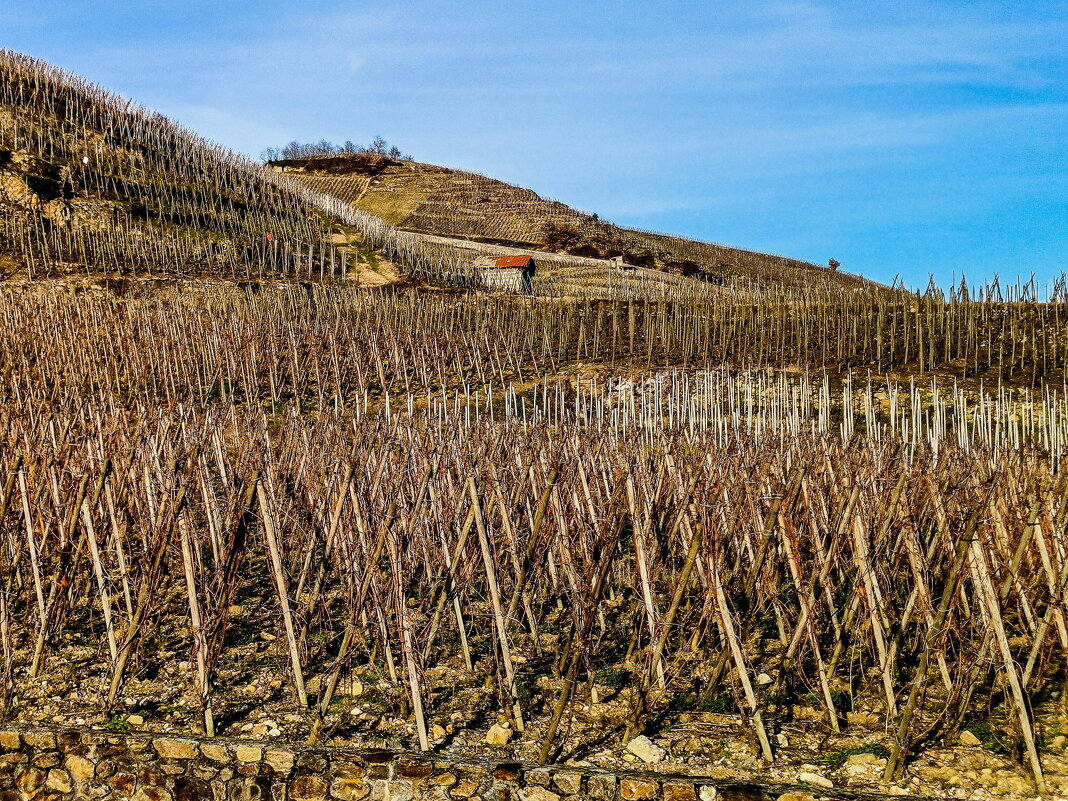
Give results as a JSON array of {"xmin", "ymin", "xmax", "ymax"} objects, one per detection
[
  {"xmin": 12, "ymin": 0, "xmax": 1064, "ymax": 284},
  {"xmin": 569, "ymin": 9, "xmax": 1068, "ymax": 93},
  {"xmin": 660, "ymin": 103, "xmax": 1068, "ymax": 162}
]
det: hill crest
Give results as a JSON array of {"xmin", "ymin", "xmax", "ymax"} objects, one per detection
[{"xmin": 271, "ymin": 153, "xmax": 868, "ymax": 290}]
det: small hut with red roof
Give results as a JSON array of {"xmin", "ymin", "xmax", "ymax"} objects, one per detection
[{"xmin": 473, "ymin": 255, "xmax": 536, "ymax": 293}]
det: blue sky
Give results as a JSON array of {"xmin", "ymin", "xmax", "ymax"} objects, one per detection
[{"xmin": 3, "ymin": 1, "xmax": 1067, "ymax": 288}]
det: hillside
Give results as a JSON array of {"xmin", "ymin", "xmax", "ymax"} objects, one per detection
[
  {"xmin": 0, "ymin": 51, "xmax": 389, "ymax": 279},
  {"xmin": 2, "ymin": 50, "xmax": 1067, "ymax": 801},
  {"xmin": 272, "ymin": 153, "xmax": 872, "ymax": 290},
  {"xmin": 0, "ymin": 50, "xmax": 874, "ymax": 296}
]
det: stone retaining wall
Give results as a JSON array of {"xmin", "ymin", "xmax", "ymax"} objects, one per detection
[{"xmin": 0, "ymin": 726, "xmax": 903, "ymax": 801}]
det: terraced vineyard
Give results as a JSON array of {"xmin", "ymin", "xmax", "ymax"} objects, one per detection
[
  {"xmin": 273, "ymin": 156, "xmax": 874, "ymax": 291},
  {"xmin": 0, "ymin": 281, "xmax": 1064, "ymax": 800},
  {"xmin": 3, "ymin": 50, "xmax": 1068, "ymax": 801}
]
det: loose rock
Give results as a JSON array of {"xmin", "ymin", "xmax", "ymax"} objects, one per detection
[
  {"xmin": 959, "ymin": 730, "xmax": 983, "ymax": 746},
  {"xmin": 485, "ymin": 723, "xmax": 512, "ymax": 746},
  {"xmin": 797, "ymin": 771, "xmax": 833, "ymax": 789},
  {"xmin": 626, "ymin": 735, "xmax": 666, "ymax": 764},
  {"xmin": 451, "ymin": 779, "xmax": 479, "ymax": 797}
]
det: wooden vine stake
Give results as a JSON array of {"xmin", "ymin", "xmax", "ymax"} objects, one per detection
[
  {"xmin": 386, "ymin": 525, "xmax": 430, "ymax": 750},
  {"xmin": 969, "ymin": 529, "xmax": 1045, "ymax": 794},
  {"xmin": 711, "ymin": 556, "xmax": 774, "ymax": 762},
  {"xmin": 469, "ymin": 476, "xmax": 524, "ymax": 732},
  {"xmin": 257, "ymin": 478, "xmax": 309, "ymax": 708},
  {"xmin": 81, "ymin": 497, "xmax": 118, "ymax": 665},
  {"xmin": 178, "ymin": 512, "xmax": 214, "ymax": 735},
  {"xmin": 885, "ymin": 522, "xmax": 972, "ymax": 781}
]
